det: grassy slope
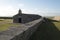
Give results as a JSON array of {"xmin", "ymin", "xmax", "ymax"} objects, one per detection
[
  {"xmin": 29, "ymin": 18, "xmax": 60, "ymax": 40},
  {"xmin": 53, "ymin": 22, "xmax": 60, "ymax": 30}
]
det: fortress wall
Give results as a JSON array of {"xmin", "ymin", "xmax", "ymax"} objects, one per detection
[{"xmin": 0, "ymin": 18, "xmax": 43, "ymax": 40}]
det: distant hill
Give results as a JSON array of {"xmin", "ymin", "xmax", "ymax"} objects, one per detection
[{"xmin": 0, "ymin": 17, "xmax": 13, "ymax": 19}]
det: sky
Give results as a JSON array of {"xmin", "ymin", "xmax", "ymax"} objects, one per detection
[{"xmin": 0, "ymin": 0, "xmax": 60, "ymax": 17}]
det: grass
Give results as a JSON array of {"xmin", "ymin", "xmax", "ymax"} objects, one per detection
[
  {"xmin": 48, "ymin": 17, "xmax": 60, "ymax": 30},
  {"xmin": 53, "ymin": 21, "xmax": 60, "ymax": 30},
  {"xmin": 29, "ymin": 18, "xmax": 60, "ymax": 40},
  {"xmin": 0, "ymin": 19, "xmax": 20, "ymax": 31}
]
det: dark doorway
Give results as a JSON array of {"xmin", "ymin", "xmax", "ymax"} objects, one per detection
[{"xmin": 19, "ymin": 18, "xmax": 22, "ymax": 23}]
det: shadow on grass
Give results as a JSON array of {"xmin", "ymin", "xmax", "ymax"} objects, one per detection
[{"xmin": 29, "ymin": 18, "xmax": 60, "ymax": 40}]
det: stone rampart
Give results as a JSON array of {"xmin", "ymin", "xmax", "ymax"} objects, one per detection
[{"xmin": 0, "ymin": 18, "xmax": 43, "ymax": 40}]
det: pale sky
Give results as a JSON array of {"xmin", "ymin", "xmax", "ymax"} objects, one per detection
[{"xmin": 0, "ymin": 0, "xmax": 60, "ymax": 17}]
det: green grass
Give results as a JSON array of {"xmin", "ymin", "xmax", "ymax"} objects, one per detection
[
  {"xmin": 0, "ymin": 23, "xmax": 21, "ymax": 31},
  {"xmin": 29, "ymin": 18, "xmax": 60, "ymax": 40},
  {"xmin": 53, "ymin": 21, "xmax": 60, "ymax": 30},
  {"xmin": 0, "ymin": 19, "xmax": 20, "ymax": 31}
]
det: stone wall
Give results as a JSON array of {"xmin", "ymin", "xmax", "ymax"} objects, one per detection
[
  {"xmin": 0, "ymin": 18, "xmax": 43, "ymax": 40},
  {"xmin": 13, "ymin": 14, "xmax": 41, "ymax": 23}
]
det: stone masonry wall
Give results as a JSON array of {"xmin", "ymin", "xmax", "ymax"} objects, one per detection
[{"xmin": 0, "ymin": 18, "xmax": 43, "ymax": 40}]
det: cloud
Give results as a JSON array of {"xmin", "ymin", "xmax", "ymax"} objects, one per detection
[
  {"xmin": 0, "ymin": 3, "xmax": 25, "ymax": 17},
  {"xmin": 18, "ymin": 3, "xmax": 24, "ymax": 7},
  {"xmin": 0, "ymin": 0, "xmax": 60, "ymax": 17},
  {"xmin": 0, "ymin": 3, "xmax": 60, "ymax": 17},
  {"xmin": 21, "ymin": 8, "xmax": 60, "ymax": 16},
  {"xmin": 21, "ymin": 8, "xmax": 48, "ymax": 16},
  {"xmin": 0, "ymin": 5, "xmax": 18, "ymax": 17}
]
